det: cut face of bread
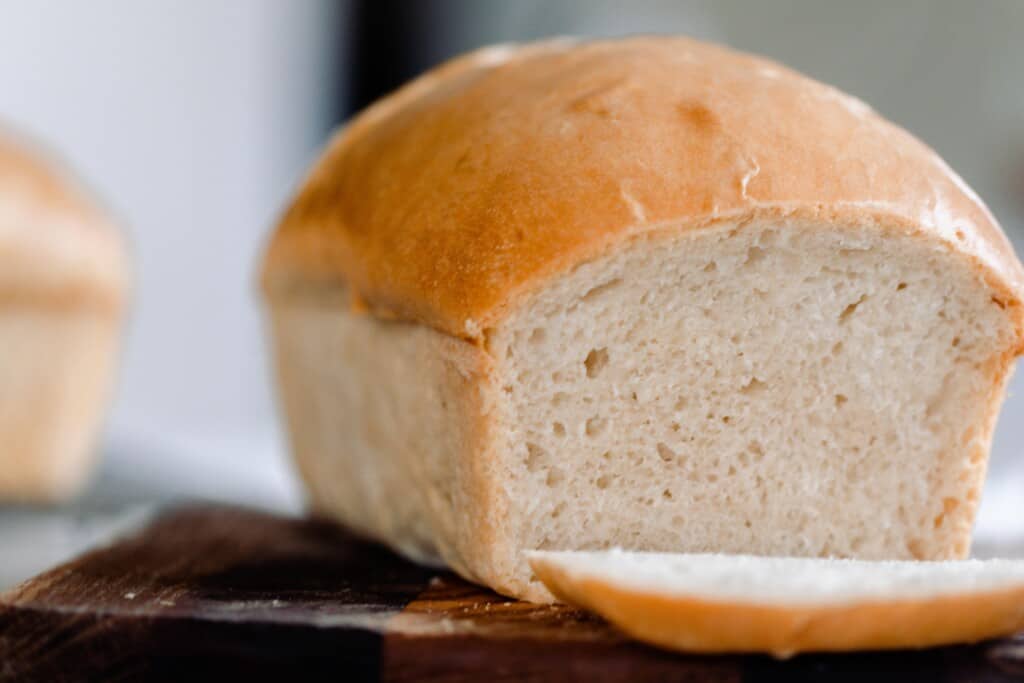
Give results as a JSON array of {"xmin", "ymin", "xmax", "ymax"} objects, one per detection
[
  {"xmin": 484, "ymin": 218, "xmax": 1019, "ymax": 600},
  {"xmin": 267, "ymin": 215, "xmax": 1020, "ymax": 602},
  {"xmin": 528, "ymin": 550, "xmax": 1024, "ymax": 655}
]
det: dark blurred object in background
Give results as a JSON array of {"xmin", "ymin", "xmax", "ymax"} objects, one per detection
[{"xmin": 347, "ymin": 0, "xmax": 436, "ymax": 115}]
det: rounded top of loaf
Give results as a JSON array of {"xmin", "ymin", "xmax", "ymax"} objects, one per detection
[
  {"xmin": 263, "ymin": 36, "xmax": 1024, "ymax": 340},
  {"xmin": 0, "ymin": 129, "xmax": 128, "ymax": 310}
]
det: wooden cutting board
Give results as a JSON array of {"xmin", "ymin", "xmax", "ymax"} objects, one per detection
[{"xmin": 1, "ymin": 505, "xmax": 1023, "ymax": 682}]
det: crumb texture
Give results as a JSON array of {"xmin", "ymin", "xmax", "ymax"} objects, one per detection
[{"xmin": 491, "ymin": 219, "xmax": 1017, "ymax": 599}]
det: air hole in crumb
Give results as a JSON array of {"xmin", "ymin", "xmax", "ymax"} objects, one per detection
[
  {"xmin": 581, "ymin": 278, "xmax": 623, "ymax": 302},
  {"xmin": 831, "ymin": 341, "xmax": 844, "ymax": 356},
  {"xmin": 744, "ymin": 246, "xmax": 766, "ymax": 266},
  {"xmin": 744, "ymin": 520, "xmax": 752, "ymax": 529},
  {"xmin": 584, "ymin": 348, "xmax": 610, "ymax": 378},
  {"xmin": 706, "ymin": 473, "xmax": 719, "ymax": 483},
  {"xmin": 839, "ymin": 294, "xmax": 868, "ymax": 323},
  {"xmin": 601, "ymin": 451, "xmax": 612, "ymax": 461},
  {"xmin": 545, "ymin": 469, "xmax": 564, "ymax": 487},
  {"xmin": 906, "ymin": 538, "xmax": 926, "ymax": 560},
  {"xmin": 747, "ymin": 441, "xmax": 764, "ymax": 459},
  {"xmin": 740, "ymin": 377, "xmax": 766, "ymax": 394},
  {"xmin": 552, "ymin": 422, "xmax": 566, "ymax": 437},
  {"xmin": 656, "ymin": 442, "xmax": 676, "ymax": 462},
  {"xmin": 585, "ymin": 417, "xmax": 606, "ymax": 437},
  {"xmin": 528, "ymin": 327, "xmax": 546, "ymax": 344},
  {"xmin": 525, "ymin": 443, "xmax": 545, "ymax": 472},
  {"xmin": 595, "ymin": 475, "xmax": 611, "ymax": 490},
  {"xmin": 551, "ymin": 371, "xmax": 564, "ymax": 382},
  {"xmin": 551, "ymin": 392, "xmax": 568, "ymax": 406},
  {"xmin": 703, "ymin": 261, "xmax": 717, "ymax": 272},
  {"xmin": 992, "ymin": 296, "xmax": 1007, "ymax": 310},
  {"xmin": 951, "ymin": 337, "xmax": 961, "ymax": 348},
  {"xmin": 551, "ymin": 503, "xmax": 566, "ymax": 519},
  {"xmin": 670, "ymin": 421, "xmax": 681, "ymax": 432},
  {"xmin": 721, "ymin": 416, "xmax": 732, "ymax": 424},
  {"xmin": 631, "ymin": 391, "xmax": 638, "ymax": 401},
  {"xmin": 674, "ymin": 396, "xmax": 687, "ymax": 411},
  {"xmin": 896, "ymin": 282, "xmax": 907, "ymax": 291},
  {"xmin": 834, "ymin": 394, "xmax": 848, "ymax": 407},
  {"xmin": 662, "ymin": 489, "xmax": 674, "ymax": 500},
  {"xmin": 955, "ymin": 230, "xmax": 965, "ymax": 241},
  {"xmin": 727, "ymin": 465, "xmax": 737, "ymax": 476}
]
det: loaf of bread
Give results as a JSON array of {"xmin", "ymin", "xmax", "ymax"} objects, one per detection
[
  {"xmin": 261, "ymin": 37, "xmax": 1024, "ymax": 602},
  {"xmin": 0, "ymin": 130, "xmax": 128, "ymax": 501},
  {"xmin": 528, "ymin": 550, "xmax": 1024, "ymax": 655}
]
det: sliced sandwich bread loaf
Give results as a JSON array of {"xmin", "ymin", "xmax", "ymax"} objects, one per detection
[{"xmin": 261, "ymin": 36, "xmax": 1024, "ymax": 602}]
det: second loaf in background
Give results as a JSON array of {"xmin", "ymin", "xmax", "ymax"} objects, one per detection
[
  {"xmin": 261, "ymin": 36, "xmax": 1024, "ymax": 602},
  {"xmin": 0, "ymin": 129, "xmax": 128, "ymax": 502}
]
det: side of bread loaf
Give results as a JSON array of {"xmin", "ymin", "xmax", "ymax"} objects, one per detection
[
  {"xmin": 0, "ymin": 131, "xmax": 128, "ymax": 501},
  {"xmin": 262, "ymin": 37, "xmax": 1024, "ymax": 602},
  {"xmin": 266, "ymin": 294, "xmax": 500, "ymax": 580}
]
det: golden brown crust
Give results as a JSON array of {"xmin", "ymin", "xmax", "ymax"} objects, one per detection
[
  {"xmin": 0, "ymin": 129, "xmax": 128, "ymax": 310},
  {"xmin": 529, "ymin": 557, "xmax": 1024, "ymax": 656},
  {"xmin": 263, "ymin": 36, "xmax": 1024, "ymax": 341},
  {"xmin": 0, "ymin": 287, "xmax": 125, "ymax": 314}
]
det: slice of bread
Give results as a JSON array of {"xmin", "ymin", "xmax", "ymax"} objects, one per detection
[
  {"xmin": 261, "ymin": 36, "xmax": 1024, "ymax": 602},
  {"xmin": 529, "ymin": 550, "xmax": 1024, "ymax": 656}
]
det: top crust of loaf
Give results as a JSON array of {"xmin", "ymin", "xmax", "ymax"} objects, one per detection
[
  {"xmin": 0, "ymin": 130, "xmax": 127, "ymax": 311},
  {"xmin": 262, "ymin": 36, "xmax": 1024, "ymax": 341}
]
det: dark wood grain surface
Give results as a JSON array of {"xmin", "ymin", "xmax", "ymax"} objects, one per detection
[{"xmin": 1, "ymin": 505, "xmax": 1022, "ymax": 682}]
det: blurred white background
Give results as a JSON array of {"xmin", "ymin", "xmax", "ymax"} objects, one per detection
[
  {"xmin": 0, "ymin": 0, "xmax": 346, "ymax": 513},
  {"xmin": 0, "ymin": 0, "xmax": 1022, "ymax": 584}
]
